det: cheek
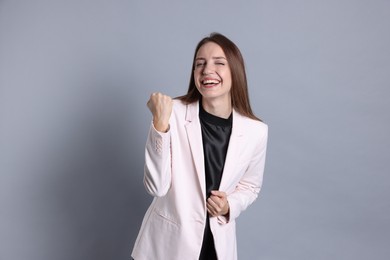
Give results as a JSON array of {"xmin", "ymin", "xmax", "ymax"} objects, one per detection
[
  {"xmin": 223, "ymin": 75, "xmax": 232, "ymax": 91},
  {"xmin": 193, "ymin": 71, "xmax": 198, "ymax": 80},
  {"xmin": 194, "ymin": 73, "xmax": 201, "ymax": 86},
  {"xmin": 221, "ymin": 71, "xmax": 232, "ymax": 83}
]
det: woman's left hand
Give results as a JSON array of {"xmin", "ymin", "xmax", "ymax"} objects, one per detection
[{"xmin": 207, "ymin": 190, "xmax": 229, "ymax": 217}]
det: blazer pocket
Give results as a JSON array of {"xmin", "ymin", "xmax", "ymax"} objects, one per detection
[
  {"xmin": 141, "ymin": 208, "xmax": 180, "ymax": 256},
  {"xmin": 153, "ymin": 208, "xmax": 180, "ymax": 228}
]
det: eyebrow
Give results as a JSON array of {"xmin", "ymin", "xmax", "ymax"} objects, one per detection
[{"xmin": 195, "ymin": 56, "xmax": 227, "ymax": 61}]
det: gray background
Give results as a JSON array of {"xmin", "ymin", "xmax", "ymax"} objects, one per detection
[{"xmin": 0, "ymin": 0, "xmax": 389, "ymax": 259}]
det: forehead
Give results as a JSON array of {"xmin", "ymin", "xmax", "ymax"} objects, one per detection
[{"xmin": 196, "ymin": 42, "xmax": 226, "ymax": 58}]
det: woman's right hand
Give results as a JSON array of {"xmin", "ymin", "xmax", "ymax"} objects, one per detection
[{"xmin": 147, "ymin": 92, "xmax": 173, "ymax": 132}]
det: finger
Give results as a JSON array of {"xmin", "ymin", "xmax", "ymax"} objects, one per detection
[
  {"xmin": 211, "ymin": 194, "xmax": 227, "ymax": 207},
  {"xmin": 206, "ymin": 203, "xmax": 217, "ymax": 216},
  {"xmin": 147, "ymin": 93, "xmax": 157, "ymax": 107},
  {"xmin": 208, "ymin": 209, "xmax": 217, "ymax": 217},
  {"xmin": 208, "ymin": 197, "xmax": 225, "ymax": 215},
  {"xmin": 207, "ymin": 197, "xmax": 218, "ymax": 208},
  {"xmin": 210, "ymin": 190, "xmax": 226, "ymax": 198},
  {"xmin": 208, "ymin": 196, "xmax": 222, "ymax": 209},
  {"xmin": 206, "ymin": 201, "xmax": 214, "ymax": 211}
]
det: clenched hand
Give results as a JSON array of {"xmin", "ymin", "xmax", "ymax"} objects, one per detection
[
  {"xmin": 147, "ymin": 92, "xmax": 173, "ymax": 132},
  {"xmin": 207, "ymin": 190, "xmax": 230, "ymax": 218}
]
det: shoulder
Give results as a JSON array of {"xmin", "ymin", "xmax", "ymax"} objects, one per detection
[
  {"xmin": 233, "ymin": 112, "xmax": 268, "ymax": 148},
  {"xmin": 172, "ymin": 98, "xmax": 198, "ymax": 106},
  {"xmin": 244, "ymin": 116, "xmax": 267, "ymax": 129},
  {"xmin": 172, "ymin": 99, "xmax": 198, "ymax": 114},
  {"xmin": 170, "ymin": 99, "xmax": 184, "ymax": 115},
  {"xmin": 235, "ymin": 112, "xmax": 268, "ymax": 134},
  {"xmin": 170, "ymin": 99, "xmax": 198, "ymax": 123},
  {"xmin": 172, "ymin": 98, "xmax": 187, "ymax": 108},
  {"xmin": 234, "ymin": 113, "xmax": 268, "ymax": 156}
]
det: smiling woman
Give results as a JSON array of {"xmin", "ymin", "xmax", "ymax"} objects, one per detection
[
  {"xmin": 181, "ymin": 33, "xmax": 261, "ymax": 121},
  {"xmin": 131, "ymin": 33, "xmax": 268, "ymax": 260},
  {"xmin": 193, "ymin": 42, "xmax": 232, "ymax": 118}
]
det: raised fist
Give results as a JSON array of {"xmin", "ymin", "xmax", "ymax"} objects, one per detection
[{"xmin": 147, "ymin": 92, "xmax": 173, "ymax": 132}]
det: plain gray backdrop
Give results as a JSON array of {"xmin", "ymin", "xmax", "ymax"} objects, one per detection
[{"xmin": 1, "ymin": 0, "xmax": 389, "ymax": 259}]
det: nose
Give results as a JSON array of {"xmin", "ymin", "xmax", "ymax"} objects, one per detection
[{"xmin": 202, "ymin": 63, "xmax": 213, "ymax": 75}]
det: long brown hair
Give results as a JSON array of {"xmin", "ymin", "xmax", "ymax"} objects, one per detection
[{"xmin": 178, "ymin": 32, "xmax": 261, "ymax": 121}]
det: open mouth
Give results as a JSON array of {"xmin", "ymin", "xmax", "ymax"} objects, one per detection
[{"xmin": 201, "ymin": 79, "xmax": 221, "ymax": 87}]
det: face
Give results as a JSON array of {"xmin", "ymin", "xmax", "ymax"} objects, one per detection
[{"xmin": 194, "ymin": 42, "xmax": 232, "ymax": 104}]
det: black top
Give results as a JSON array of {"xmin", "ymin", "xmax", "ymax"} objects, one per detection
[{"xmin": 198, "ymin": 102, "xmax": 232, "ymax": 260}]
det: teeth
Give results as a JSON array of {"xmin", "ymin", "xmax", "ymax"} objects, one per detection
[{"xmin": 202, "ymin": 79, "xmax": 219, "ymax": 84}]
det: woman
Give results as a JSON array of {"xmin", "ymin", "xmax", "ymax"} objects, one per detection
[{"xmin": 131, "ymin": 33, "xmax": 268, "ymax": 260}]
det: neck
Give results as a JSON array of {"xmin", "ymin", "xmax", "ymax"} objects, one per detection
[{"xmin": 201, "ymin": 98, "xmax": 232, "ymax": 119}]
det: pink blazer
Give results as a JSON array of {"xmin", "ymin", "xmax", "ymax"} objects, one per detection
[{"xmin": 132, "ymin": 100, "xmax": 268, "ymax": 260}]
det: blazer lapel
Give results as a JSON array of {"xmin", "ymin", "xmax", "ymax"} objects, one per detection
[
  {"xmin": 219, "ymin": 109, "xmax": 244, "ymax": 191},
  {"xmin": 184, "ymin": 101, "xmax": 206, "ymax": 198}
]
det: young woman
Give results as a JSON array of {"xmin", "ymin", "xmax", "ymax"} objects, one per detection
[{"xmin": 132, "ymin": 33, "xmax": 268, "ymax": 260}]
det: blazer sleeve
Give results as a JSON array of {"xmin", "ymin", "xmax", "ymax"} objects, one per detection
[
  {"xmin": 143, "ymin": 122, "xmax": 172, "ymax": 197},
  {"xmin": 218, "ymin": 124, "xmax": 268, "ymax": 224}
]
